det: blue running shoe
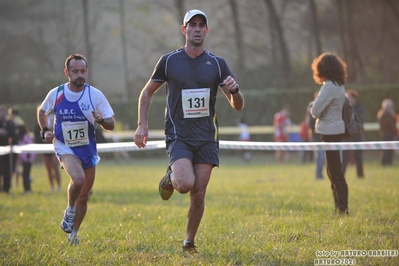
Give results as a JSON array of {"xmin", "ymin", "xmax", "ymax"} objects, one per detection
[{"xmin": 61, "ymin": 209, "xmax": 75, "ymax": 233}]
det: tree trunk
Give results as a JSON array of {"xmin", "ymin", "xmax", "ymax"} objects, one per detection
[
  {"xmin": 119, "ymin": 0, "xmax": 129, "ymax": 99},
  {"xmin": 387, "ymin": 0, "xmax": 399, "ymax": 24},
  {"xmin": 337, "ymin": 0, "xmax": 348, "ymax": 61},
  {"xmin": 173, "ymin": 0, "xmax": 185, "ymax": 44},
  {"xmin": 309, "ymin": 0, "xmax": 322, "ymax": 56},
  {"xmin": 345, "ymin": 1, "xmax": 366, "ymax": 82},
  {"xmin": 337, "ymin": 0, "xmax": 365, "ymax": 82},
  {"xmin": 230, "ymin": 0, "xmax": 245, "ymax": 72},
  {"xmin": 263, "ymin": 0, "xmax": 292, "ymax": 86},
  {"xmin": 82, "ymin": 0, "xmax": 92, "ymax": 83}
]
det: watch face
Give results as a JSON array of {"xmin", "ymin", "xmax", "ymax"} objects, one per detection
[
  {"xmin": 230, "ymin": 86, "xmax": 239, "ymax": 94},
  {"xmin": 41, "ymin": 128, "xmax": 48, "ymax": 139}
]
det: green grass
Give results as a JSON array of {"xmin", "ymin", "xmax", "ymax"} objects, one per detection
[{"xmin": 1, "ymin": 152, "xmax": 398, "ymax": 265}]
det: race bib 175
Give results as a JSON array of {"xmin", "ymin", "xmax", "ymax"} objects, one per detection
[{"xmin": 61, "ymin": 121, "xmax": 89, "ymax": 147}]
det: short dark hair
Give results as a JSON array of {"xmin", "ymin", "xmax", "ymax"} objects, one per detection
[
  {"xmin": 346, "ymin": 89, "xmax": 359, "ymax": 99},
  {"xmin": 65, "ymin": 54, "xmax": 88, "ymax": 69},
  {"xmin": 8, "ymin": 108, "xmax": 19, "ymax": 115},
  {"xmin": 311, "ymin": 52, "xmax": 347, "ymax": 85}
]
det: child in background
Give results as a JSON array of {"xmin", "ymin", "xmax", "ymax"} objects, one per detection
[
  {"xmin": 16, "ymin": 125, "xmax": 35, "ymax": 192},
  {"xmin": 237, "ymin": 117, "xmax": 251, "ymax": 162}
]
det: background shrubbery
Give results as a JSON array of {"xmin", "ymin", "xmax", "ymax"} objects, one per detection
[{"xmin": 9, "ymin": 84, "xmax": 398, "ymax": 142}]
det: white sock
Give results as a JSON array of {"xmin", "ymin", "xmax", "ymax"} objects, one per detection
[
  {"xmin": 183, "ymin": 239, "xmax": 194, "ymax": 246},
  {"xmin": 67, "ymin": 206, "xmax": 76, "ymax": 213},
  {"xmin": 170, "ymin": 172, "xmax": 174, "ymax": 182}
]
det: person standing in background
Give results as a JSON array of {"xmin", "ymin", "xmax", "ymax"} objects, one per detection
[
  {"xmin": 310, "ymin": 52, "xmax": 348, "ymax": 215},
  {"xmin": 15, "ymin": 124, "xmax": 35, "ymax": 193},
  {"xmin": 237, "ymin": 117, "xmax": 251, "ymax": 162},
  {"xmin": 7, "ymin": 108, "xmax": 24, "ymax": 188},
  {"xmin": 396, "ymin": 108, "xmax": 399, "ymax": 157},
  {"xmin": 377, "ymin": 99, "xmax": 397, "ymax": 165},
  {"xmin": 8, "ymin": 108, "xmax": 25, "ymax": 127},
  {"xmin": 308, "ymin": 91, "xmax": 325, "ymax": 179},
  {"xmin": 34, "ymin": 107, "xmax": 62, "ymax": 192},
  {"xmin": 273, "ymin": 106, "xmax": 291, "ymax": 163},
  {"xmin": 341, "ymin": 89, "xmax": 365, "ymax": 178},
  {"xmin": 38, "ymin": 54, "xmax": 115, "ymax": 245},
  {"xmin": 133, "ymin": 9, "xmax": 244, "ymax": 253},
  {"xmin": 0, "ymin": 106, "xmax": 17, "ymax": 193},
  {"xmin": 308, "ymin": 110, "xmax": 325, "ymax": 179}
]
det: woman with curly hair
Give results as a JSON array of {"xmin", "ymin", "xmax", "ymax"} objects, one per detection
[{"xmin": 310, "ymin": 52, "xmax": 349, "ymax": 215}]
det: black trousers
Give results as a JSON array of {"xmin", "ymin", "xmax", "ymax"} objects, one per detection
[
  {"xmin": 342, "ymin": 150, "xmax": 364, "ymax": 177},
  {"xmin": 0, "ymin": 154, "xmax": 12, "ymax": 193},
  {"xmin": 381, "ymin": 134, "xmax": 395, "ymax": 165},
  {"xmin": 342, "ymin": 134, "xmax": 364, "ymax": 177},
  {"xmin": 22, "ymin": 162, "xmax": 32, "ymax": 192},
  {"xmin": 321, "ymin": 134, "xmax": 349, "ymax": 214}
]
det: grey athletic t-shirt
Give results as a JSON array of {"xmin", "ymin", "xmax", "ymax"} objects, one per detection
[{"xmin": 151, "ymin": 47, "xmax": 235, "ymax": 142}]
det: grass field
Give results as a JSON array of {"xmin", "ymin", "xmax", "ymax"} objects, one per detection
[{"xmin": 1, "ymin": 151, "xmax": 398, "ymax": 265}]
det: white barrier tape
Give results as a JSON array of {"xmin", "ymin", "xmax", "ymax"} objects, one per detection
[
  {"xmin": 0, "ymin": 141, "xmax": 166, "ymax": 155},
  {"xmin": 1, "ymin": 140, "xmax": 398, "ymax": 155},
  {"xmin": 219, "ymin": 141, "xmax": 399, "ymax": 151}
]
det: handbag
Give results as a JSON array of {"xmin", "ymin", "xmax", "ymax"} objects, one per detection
[{"xmin": 342, "ymin": 97, "xmax": 362, "ymax": 139}]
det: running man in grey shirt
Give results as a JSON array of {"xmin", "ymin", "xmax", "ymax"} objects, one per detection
[{"xmin": 134, "ymin": 9, "xmax": 244, "ymax": 253}]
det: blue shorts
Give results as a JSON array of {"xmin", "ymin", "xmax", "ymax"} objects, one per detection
[
  {"xmin": 57, "ymin": 153, "xmax": 100, "ymax": 170},
  {"xmin": 55, "ymin": 139, "xmax": 100, "ymax": 169},
  {"xmin": 79, "ymin": 154, "xmax": 100, "ymax": 169},
  {"xmin": 166, "ymin": 139, "xmax": 219, "ymax": 167}
]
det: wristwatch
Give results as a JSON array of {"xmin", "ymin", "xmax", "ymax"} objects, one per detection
[
  {"xmin": 229, "ymin": 84, "xmax": 240, "ymax": 95},
  {"xmin": 40, "ymin": 127, "xmax": 50, "ymax": 140}
]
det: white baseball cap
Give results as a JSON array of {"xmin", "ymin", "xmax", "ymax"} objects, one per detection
[{"xmin": 183, "ymin": 9, "xmax": 208, "ymax": 26}]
